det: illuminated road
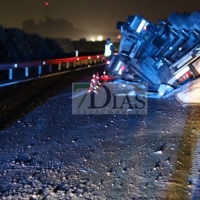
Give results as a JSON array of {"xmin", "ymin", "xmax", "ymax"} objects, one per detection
[
  {"xmin": 0, "ymin": 64, "xmax": 200, "ymax": 199},
  {"xmin": 0, "ymin": 65, "xmax": 103, "ymax": 130}
]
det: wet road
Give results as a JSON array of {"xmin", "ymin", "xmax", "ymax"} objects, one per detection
[{"xmin": 0, "ymin": 65, "xmax": 200, "ymax": 199}]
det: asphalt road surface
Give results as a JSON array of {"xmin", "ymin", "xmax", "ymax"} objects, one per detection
[{"xmin": 0, "ymin": 65, "xmax": 200, "ymax": 200}]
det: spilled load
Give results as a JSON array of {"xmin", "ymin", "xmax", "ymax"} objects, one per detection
[{"xmin": 106, "ymin": 11, "xmax": 200, "ymax": 95}]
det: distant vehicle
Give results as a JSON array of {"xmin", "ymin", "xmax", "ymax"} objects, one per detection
[{"xmin": 106, "ymin": 11, "xmax": 200, "ymax": 94}]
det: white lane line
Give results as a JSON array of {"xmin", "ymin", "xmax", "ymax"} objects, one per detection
[{"xmin": 70, "ymin": 90, "xmax": 88, "ymax": 99}]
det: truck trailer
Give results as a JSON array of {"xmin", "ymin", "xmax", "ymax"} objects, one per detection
[{"xmin": 106, "ymin": 11, "xmax": 200, "ymax": 95}]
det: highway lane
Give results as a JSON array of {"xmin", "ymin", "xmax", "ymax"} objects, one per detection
[
  {"xmin": 0, "ymin": 63, "xmax": 200, "ymax": 199},
  {"xmin": 0, "ymin": 64, "xmax": 105, "ymax": 130}
]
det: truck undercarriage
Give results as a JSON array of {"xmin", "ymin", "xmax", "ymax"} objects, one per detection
[{"xmin": 106, "ymin": 11, "xmax": 200, "ymax": 96}]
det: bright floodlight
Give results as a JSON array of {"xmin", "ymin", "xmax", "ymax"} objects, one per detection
[{"xmin": 97, "ymin": 36, "xmax": 103, "ymax": 41}]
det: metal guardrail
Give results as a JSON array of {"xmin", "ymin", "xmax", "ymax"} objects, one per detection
[{"xmin": 0, "ymin": 54, "xmax": 104, "ymax": 80}]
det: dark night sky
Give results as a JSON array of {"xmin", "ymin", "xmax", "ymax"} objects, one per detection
[{"xmin": 0, "ymin": 0, "xmax": 200, "ymax": 40}]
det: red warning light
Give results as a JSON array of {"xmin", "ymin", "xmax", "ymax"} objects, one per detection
[
  {"xmin": 45, "ymin": 2, "xmax": 49, "ymax": 6},
  {"xmin": 118, "ymin": 65, "xmax": 126, "ymax": 75},
  {"xmin": 185, "ymin": 71, "xmax": 191, "ymax": 78}
]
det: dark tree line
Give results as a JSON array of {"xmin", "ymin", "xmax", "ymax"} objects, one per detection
[
  {"xmin": 0, "ymin": 26, "xmax": 66, "ymax": 62},
  {"xmin": 0, "ymin": 25, "xmax": 118, "ymax": 63}
]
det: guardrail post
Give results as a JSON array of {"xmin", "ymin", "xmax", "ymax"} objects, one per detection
[
  {"xmin": 38, "ymin": 66, "xmax": 42, "ymax": 75},
  {"xmin": 66, "ymin": 62, "xmax": 69, "ymax": 69},
  {"xmin": 58, "ymin": 63, "xmax": 61, "ymax": 71},
  {"xmin": 88, "ymin": 56, "xmax": 91, "ymax": 65},
  {"xmin": 96, "ymin": 56, "xmax": 100, "ymax": 63},
  {"xmin": 49, "ymin": 64, "xmax": 52, "ymax": 73},
  {"xmin": 76, "ymin": 58, "xmax": 80, "ymax": 66},
  {"xmin": 9, "ymin": 69, "xmax": 13, "ymax": 80},
  {"xmin": 25, "ymin": 67, "xmax": 29, "ymax": 77}
]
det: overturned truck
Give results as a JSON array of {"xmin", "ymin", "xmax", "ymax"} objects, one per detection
[{"xmin": 106, "ymin": 11, "xmax": 200, "ymax": 95}]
